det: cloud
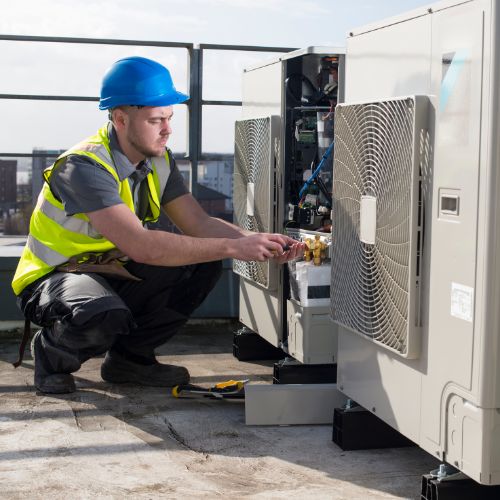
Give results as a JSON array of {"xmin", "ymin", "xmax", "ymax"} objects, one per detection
[
  {"xmin": 0, "ymin": 0, "xmax": 207, "ymax": 39},
  {"xmin": 201, "ymin": 0, "xmax": 329, "ymax": 15}
]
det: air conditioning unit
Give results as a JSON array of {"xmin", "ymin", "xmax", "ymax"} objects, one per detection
[
  {"xmin": 234, "ymin": 47, "xmax": 345, "ymax": 363},
  {"xmin": 333, "ymin": 0, "xmax": 500, "ymax": 485}
]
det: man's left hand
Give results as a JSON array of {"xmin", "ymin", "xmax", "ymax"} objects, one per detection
[{"xmin": 272, "ymin": 241, "xmax": 305, "ymax": 264}]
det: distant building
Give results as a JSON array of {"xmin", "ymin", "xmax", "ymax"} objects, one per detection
[
  {"xmin": 0, "ymin": 159, "xmax": 17, "ymax": 211},
  {"xmin": 176, "ymin": 158, "xmax": 191, "ymax": 188},
  {"xmin": 196, "ymin": 183, "xmax": 230, "ymax": 219},
  {"xmin": 198, "ymin": 155, "xmax": 234, "ymax": 212},
  {"xmin": 176, "ymin": 154, "xmax": 234, "ymax": 212},
  {"xmin": 32, "ymin": 148, "xmax": 65, "ymax": 205}
]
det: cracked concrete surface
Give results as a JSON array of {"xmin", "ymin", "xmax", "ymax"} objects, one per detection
[{"xmin": 0, "ymin": 323, "xmax": 438, "ymax": 499}]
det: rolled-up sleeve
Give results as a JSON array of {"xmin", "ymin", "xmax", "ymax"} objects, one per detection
[
  {"xmin": 160, "ymin": 155, "xmax": 189, "ymax": 205},
  {"xmin": 50, "ymin": 155, "xmax": 125, "ymax": 216}
]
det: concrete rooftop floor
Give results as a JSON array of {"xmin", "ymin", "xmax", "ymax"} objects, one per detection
[{"xmin": 0, "ymin": 322, "xmax": 439, "ymax": 499}]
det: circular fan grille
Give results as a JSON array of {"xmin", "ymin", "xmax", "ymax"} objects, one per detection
[
  {"xmin": 331, "ymin": 98, "xmax": 417, "ymax": 355},
  {"xmin": 233, "ymin": 118, "xmax": 273, "ymax": 288}
]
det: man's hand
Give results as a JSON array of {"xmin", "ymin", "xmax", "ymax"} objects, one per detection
[{"xmin": 231, "ymin": 233, "xmax": 304, "ymax": 263}]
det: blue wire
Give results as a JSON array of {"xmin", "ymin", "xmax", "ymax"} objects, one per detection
[{"xmin": 298, "ymin": 141, "xmax": 335, "ymax": 199}]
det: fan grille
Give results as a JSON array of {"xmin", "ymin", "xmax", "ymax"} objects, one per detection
[
  {"xmin": 233, "ymin": 117, "xmax": 276, "ymax": 288},
  {"xmin": 331, "ymin": 97, "xmax": 426, "ymax": 358}
]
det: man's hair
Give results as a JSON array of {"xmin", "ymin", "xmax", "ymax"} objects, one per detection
[{"xmin": 108, "ymin": 105, "xmax": 144, "ymax": 123}]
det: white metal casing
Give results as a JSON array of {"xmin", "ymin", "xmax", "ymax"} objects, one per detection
[
  {"xmin": 238, "ymin": 47, "xmax": 344, "ymax": 353},
  {"xmin": 287, "ymin": 300, "xmax": 337, "ymax": 364},
  {"xmin": 238, "ymin": 59, "xmax": 283, "ymax": 347},
  {"xmin": 335, "ymin": 0, "xmax": 500, "ymax": 484}
]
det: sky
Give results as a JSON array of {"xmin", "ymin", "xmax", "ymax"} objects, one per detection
[{"xmin": 0, "ymin": 0, "xmax": 433, "ymax": 156}]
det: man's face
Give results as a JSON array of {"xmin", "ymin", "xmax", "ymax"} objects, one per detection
[{"xmin": 120, "ymin": 105, "xmax": 174, "ymax": 160}]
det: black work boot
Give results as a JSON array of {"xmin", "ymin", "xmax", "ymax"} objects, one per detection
[
  {"xmin": 31, "ymin": 330, "xmax": 76, "ymax": 394},
  {"xmin": 101, "ymin": 351, "xmax": 190, "ymax": 387}
]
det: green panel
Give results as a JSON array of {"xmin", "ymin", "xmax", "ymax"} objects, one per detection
[
  {"xmin": 0, "ymin": 257, "xmax": 23, "ymax": 321},
  {"xmin": 192, "ymin": 260, "xmax": 239, "ymax": 318}
]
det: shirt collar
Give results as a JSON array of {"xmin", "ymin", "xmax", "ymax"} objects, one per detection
[{"xmin": 107, "ymin": 122, "xmax": 153, "ymax": 181}]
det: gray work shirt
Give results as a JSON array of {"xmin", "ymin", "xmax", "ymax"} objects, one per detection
[{"xmin": 50, "ymin": 123, "xmax": 188, "ymax": 219}]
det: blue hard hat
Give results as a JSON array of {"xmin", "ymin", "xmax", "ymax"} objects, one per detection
[{"xmin": 99, "ymin": 56, "xmax": 189, "ymax": 110}]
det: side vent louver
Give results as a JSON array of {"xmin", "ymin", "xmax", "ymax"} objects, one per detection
[
  {"xmin": 331, "ymin": 96, "xmax": 429, "ymax": 358},
  {"xmin": 233, "ymin": 116, "xmax": 280, "ymax": 290}
]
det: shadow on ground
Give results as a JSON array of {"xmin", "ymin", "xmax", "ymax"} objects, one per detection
[{"xmin": 0, "ymin": 321, "xmax": 438, "ymax": 499}]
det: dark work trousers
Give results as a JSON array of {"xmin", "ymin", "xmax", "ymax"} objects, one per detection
[{"xmin": 17, "ymin": 260, "xmax": 222, "ymax": 377}]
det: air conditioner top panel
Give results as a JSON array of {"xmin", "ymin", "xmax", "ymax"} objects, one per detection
[
  {"xmin": 348, "ymin": 0, "xmax": 473, "ymax": 38},
  {"xmin": 244, "ymin": 46, "xmax": 345, "ymax": 73},
  {"xmin": 280, "ymin": 46, "xmax": 346, "ymax": 59}
]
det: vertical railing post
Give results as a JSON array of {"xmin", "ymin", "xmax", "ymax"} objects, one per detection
[{"xmin": 187, "ymin": 45, "xmax": 203, "ymax": 198}]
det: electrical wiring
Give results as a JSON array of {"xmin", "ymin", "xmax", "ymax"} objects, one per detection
[{"xmin": 298, "ymin": 141, "xmax": 334, "ymax": 200}]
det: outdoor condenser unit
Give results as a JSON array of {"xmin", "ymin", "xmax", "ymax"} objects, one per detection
[
  {"xmin": 333, "ymin": 0, "xmax": 500, "ymax": 485},
  {"xmin": 233, "ymin": 47, "xmax": 345, "ymax": 364}
]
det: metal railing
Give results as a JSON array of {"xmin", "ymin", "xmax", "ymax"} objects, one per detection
[{"xmin": 0, "ymin": 34, "xmax": 296, "ymax": 196}]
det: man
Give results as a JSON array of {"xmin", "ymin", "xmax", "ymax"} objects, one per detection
[{"xmin": 11, "ymin": 56, "xmax": 302, "ymax": 395}]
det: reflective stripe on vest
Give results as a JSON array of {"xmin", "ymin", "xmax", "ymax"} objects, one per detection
[
  {"xmin": 38, "ymin": 197, "xmax": 102, "ymax": 239},
  {"xmin": 26, "ymin": 234, "xmax": 69, "ymax": 267},
  {"xmin": 12, "ymin": 123, "xmax": 171, "ymax": 295}
]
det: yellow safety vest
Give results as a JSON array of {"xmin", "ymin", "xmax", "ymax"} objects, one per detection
[{"xmin": 12, "ymin": 124, "xmax": 171, "ymax": 295}]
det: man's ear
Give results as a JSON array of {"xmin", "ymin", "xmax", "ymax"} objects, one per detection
[{"xmin": 111, "ymin": 107, "xmax": 128, "ymax": 129}]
